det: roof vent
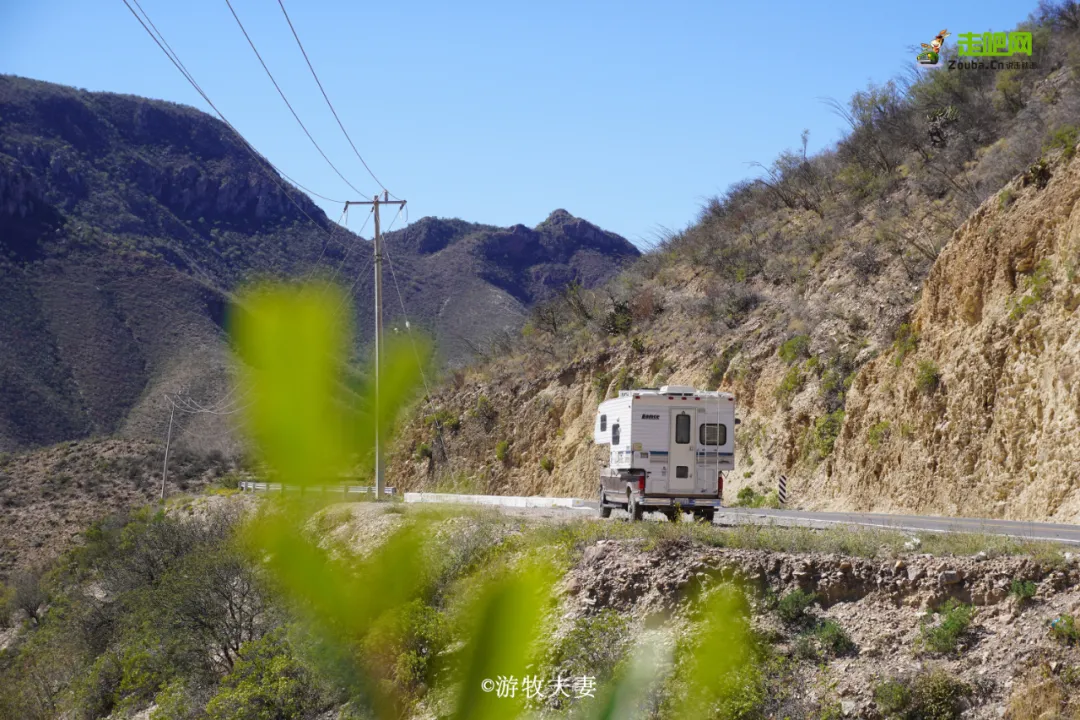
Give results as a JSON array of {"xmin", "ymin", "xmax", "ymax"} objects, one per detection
[{"xmin": 659, "ymin": 385, "xmax": 696, "ymax": 395}]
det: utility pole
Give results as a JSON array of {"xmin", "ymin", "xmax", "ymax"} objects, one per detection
[
  {"xmin": 345, "ymin": 192, "xmax": 406, "ymax": 500},
  {"xmin": 161, "ymin": 399, "xmax": 175, "ymax": 501}
]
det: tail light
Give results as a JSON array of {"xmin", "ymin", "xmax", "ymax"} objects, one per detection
[
  {"xmin": 637, "ymin": 475, "xmax": 646, "ymax": 492},
  {"xmin": 717, "ymin": 471, "xmax": 724, "ymax": 498}
]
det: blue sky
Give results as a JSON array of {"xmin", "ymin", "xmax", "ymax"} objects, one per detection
[{"xmin": 2, "ymin": 0, "xmax": 1037, "ymax": 246}]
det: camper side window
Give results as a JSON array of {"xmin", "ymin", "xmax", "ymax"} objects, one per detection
[
  {"xmin": 675, "ymin": 413, "xmax": 691, "ymax": 444},
  {"xmin": 611, "ymin": 423, "xmax": 620, "ymax": 445},
  {"xmin": 699, "ymin": 423, "xmax": 728, "ymax": 446},
  {"xmin": 600, "ymin": 414, "xmax": 607, "ymax": 431}
]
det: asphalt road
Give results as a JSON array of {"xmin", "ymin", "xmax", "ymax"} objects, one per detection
[{"xmin": 575, "ymin": 501, "xmax": 1080, "ymax": 545}]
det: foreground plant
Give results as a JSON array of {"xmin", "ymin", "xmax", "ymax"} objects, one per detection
[{"xmin": 233, "ymin": 281, "xmax": 756, "ymax": 719}]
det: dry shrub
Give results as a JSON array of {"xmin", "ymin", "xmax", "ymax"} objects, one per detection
[
  {"xmin": 629, "ymin": 286, "xmax": 664, "ymax": 322},
  {"xmin": 1005, "ymin": 672, "xmax": 1080, "ymax": 719}
]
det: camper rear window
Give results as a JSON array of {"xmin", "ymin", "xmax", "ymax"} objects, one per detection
[
  {"xmin": 699, "ymin": 423, "xmax": 727, "ymax": 446},
  {"xmin": 611, "ymin": 423, "xmax": 620, "ymax": 445},
  {"xmin": 675, "ymin": 413, "xmax": 691, "ymax": 444},
  {"xmin": 600, "ymin": 414, "xmax": 607, "ymax": 431}
]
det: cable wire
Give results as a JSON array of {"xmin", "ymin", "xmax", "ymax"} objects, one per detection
[
  {"xmin": 381, "ymin": 203, "xmax": 441, "ymax": 412},
  {"xmin": 121, "ymin": 0, "xmax": 347, "ymax": 221},
  {"xmin": 165, "ymin": 392, "xmax": 253, "ymax": 416},
  {"xmin": 223, "ymin": 0, "xmax": 371, "ymax": 198},
  {"xmin": 276, "ymin": 0, "xmax": 396, "ymax": 198},
  {"xmin": 322, "ymin": 205, "xmax": 373, "ymax": 291}
]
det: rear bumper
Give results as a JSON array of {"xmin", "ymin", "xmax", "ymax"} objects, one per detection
[{"xmin": 638, "ymin": 496, "xmax": 722, "ymax": 508}]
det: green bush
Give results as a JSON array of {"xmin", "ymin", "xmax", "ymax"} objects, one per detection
[
  {"xmin": 795, "ymin": 619, "xmax": 856, "ymax": 660},
  {"xmin": 602, "ymin": 300, "xmax": 633, "ymax": 336},
  {"xmin": 708, "ymin": 344, "xmax": 741, "ymax": 389},
  {"xmin": 919, "ymin": 599, "xmax": 973, "ymax": 655},
  {"xmin": 874, "ymin": 671, "xmax": 970, "ymax": 720},
  {"xmin": 892, "ymin": 323, "xmax": 919, "ymax": 367},
  {"xmin": 874, "ymin": 678, "xmax": 912, "ymax": 717},
  {"xmin": 813, "ymin": 410, "xmax": 845, "ymax": 457},
  {"xmin": 495, "ymin": 440, "xmax": 510, "ymax": 464},
  {"xmin": 909, "ymin": 671, "xmax": 971, "ymax": 720},
  {"xmin": 424, "ymin": 409, "xmax": 460, "ymax": 431},
  {"xmin": 218, "ymin": 471, "xmax": 241, "ymax": 490},
  {"xmin": 1009, "ymin": 579, "xmax": 1037, "ymax": 604},
  {"xmin": 415, "ymin": 442, "xmax": 432, "ymax": 461},
  {"xmin": 204, "ymin": 630, "xmax": 326, "ymax": 720},
  {"xmin": 593, "ymin": 371, "xmax": 612, "ymax": 399},
  {"xmin": 474, "ymin": 395, "xmax": 497, "ymax": 427},
  {"xmin": 1009, "ymin": 259, "xmax": 1053, "ymax": 321},
  {"xmin": 775, "ymin": 366, "xmax": 804, "ymax": 405},
  {"xmin": 867, "ymin": 421, "xmax": 891, "ymax": 449},
  {"xmin": 630, "ymin": 336, "xmax": 646, "ymax": 354},
  {"xmin": 1044, "ymin": 123, "xmax": 1079, "ymax": 161},
  {"xmin": 364, "ymin": 599, "xmax": 448, "ymax": 694},
  {"xmin": 540, "ymin": 457, "xmax": 555, "ymax": 474},
  {"xmin": 777, "ymin": 335, "xmax": 810, "ymax": 365},
  {"xmin": 150, "ymin": 679, "xmax": 202, "ymax": 720},
  {"xmin": 815, "ymin": 619, "xmax": 856, "ymax": 657},
  {"xmin": 613, "ymin": 366, "xmax": 638, "ymax": 393},
  {"xmin": 1050, "ymin": 614, "xmax": 1080, "ymax": 646},
  {"xmin": 915, "ymin": 360, "xmax": 941, "ymax": 395},
  {"xmin": 544, "ymin": 609, "xmax": 630, "ymax": 681},
  {"xmin": 734, "ymin": 487, "xmax": 779, "ymax": 509},
  {"xmin": 777, "ymin": 590, "xmax": 817, "ymax": 626}
]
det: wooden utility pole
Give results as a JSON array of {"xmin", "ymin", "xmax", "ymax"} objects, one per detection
[
  {"xmin": 160, "ymin": 401, "xmax": 175, "ymax": 501},
  {"xmin": 345, "ymin": 192, "xmax": 406, "ymax": 500}
]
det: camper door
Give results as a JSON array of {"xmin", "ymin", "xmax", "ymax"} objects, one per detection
[{"xmin": 668, "ymin": 407, "xmax": 696, "ymax": 492}]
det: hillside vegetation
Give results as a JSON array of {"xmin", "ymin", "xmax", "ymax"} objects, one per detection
[{"xmin": 389, "ymin": 4, "xmax": 1080, "ymax": 520}]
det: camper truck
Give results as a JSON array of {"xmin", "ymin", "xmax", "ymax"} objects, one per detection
[{"xmin": 594, "ymin": 386, "xmax": 734, "ymax": 522}]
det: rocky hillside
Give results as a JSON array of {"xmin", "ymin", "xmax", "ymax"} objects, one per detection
[
  {"xmin": 0, "ymin": 439, "xmax": 234, "ymax": 575},
  {"xmin": 388, "ymin": 5, "xmax": 1080, "ymax": 521},
  {"xmin": 824, "ymin": 149, "xmax": 1080, "ymax": 520},
  {"xmin": 0, "ymin": 75, "xmax": 637, "ymax": 452}
]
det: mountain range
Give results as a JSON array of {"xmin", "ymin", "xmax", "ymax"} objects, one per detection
[{"xmin": 0, "ymin": 75, "xmax": 639, "ymax": 452}]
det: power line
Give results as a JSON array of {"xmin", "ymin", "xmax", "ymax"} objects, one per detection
[
  {"xmin": 381, "ymin": 203, "xmax": 438, "ymax": 404},
  {"xmin": 128, "ymin": 0, "xmax": 342, "ymax": 207},
  {"xmin": 120, "ymin": 0, "xmax": 348, "ymax": 221},
  {"xmin": 223, "ymin": 0, "xmax": 371, "ymax": 198},
  {"xmin": 301, "ymin": 205, "xmax": 349, "ymax": 285},
  {"xmin": 322, "ymin": 204, "xmax": 374, "ymax": 291},
  {"xmin": 276, "ymin": 0, "xmax": 396, "ymax": 198}
]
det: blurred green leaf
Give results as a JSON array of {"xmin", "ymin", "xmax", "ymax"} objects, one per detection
[
  {"xmin": 232, "ymin": 283, "xmax": 354, "ymax": 488},
  {"xmin": 453, "ymin": 564, "xmax": 552, "ymax": 720},
  {"xmin": 671, "ymin": 584, "xmax": 758, "ymax": 719}
]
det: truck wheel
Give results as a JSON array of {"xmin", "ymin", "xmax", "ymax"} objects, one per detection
[
  {"xmin": 699, "ymin": 509, "xmax": 715, "ymax": 524},
  {"xmin": 629, "ymin": 496, "xmax": 644, "ymax": 522},
  {"xmin": 599, "ymin": 487, "xmax": 612, "ymax": 518}
]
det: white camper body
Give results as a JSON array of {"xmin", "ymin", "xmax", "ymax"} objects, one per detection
[{"xmin": 594, "ymin": 385, "xmax": 735, "ymax": 521}]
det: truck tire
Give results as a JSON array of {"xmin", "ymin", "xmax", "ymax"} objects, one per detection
[
  {"xmin": 699, "ymin": 509, "xmax": 715, "ymax": 524},
  {"xmin": 599, "ymin": 487, "xmax": 612, "ymax": 518},
  {"xmin": 629, "ymin": 496, "xmax": 644, "ymax": 522}
]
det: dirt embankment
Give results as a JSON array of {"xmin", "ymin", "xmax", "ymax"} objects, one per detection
[
  {"xmin": 823, "ymin": 152, "xmax": 1080, "ymax": 520},
  {"xmin": 566, "ymin": 536, "xmax": 1080, "ymax": 719}
]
